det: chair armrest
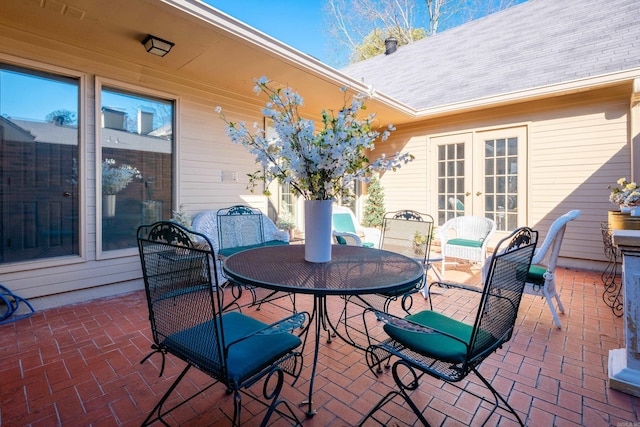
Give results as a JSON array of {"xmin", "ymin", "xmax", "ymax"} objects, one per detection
[
  {"xmin": 225, "ymin": 312, "xmax": 309, "ymax": 350},
  {"xmin": 359, "ymin": 226, "xmax": 381, "ymax": 248},
  {"xmin": 274, "ymin": 229, "xmax": 290, "ymax": 242},
  {"xmin": 429, "ymin": 281, "xmax": 484, "ymax": 295},
  {"xmin": 438, "ymin": 223, "xmax": 455, "ymax": 244},
  {"xmin": 333, "ymin": 231, "xmax": 363, "ymax": 246}
]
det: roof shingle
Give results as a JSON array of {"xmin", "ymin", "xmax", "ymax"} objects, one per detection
[{"xmin": 341, "ymin": 0, "xmax": 640, "ymax": 110}]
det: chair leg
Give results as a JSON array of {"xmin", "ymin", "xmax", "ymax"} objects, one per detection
[
  {"xmin": 358, "ymin": 359, "xmax": 431, "ymax": 426},
  {"xmin": 258, "ymin": 367, "xmax": 303, "ymax": 427},
  {"xmin": 141, "ymin": 364, "xmax": 192, "ymax": 427},
  {"xmin": 422, "ymin": 262, "xmax": 443, "ymax": 298},
  {"xmin": 542, "ymin": 273, "xmax": 563, "ymax": 328},
  {"xmin": 473, "ymin": 367, "xmax": 525, "ymax": 426}
]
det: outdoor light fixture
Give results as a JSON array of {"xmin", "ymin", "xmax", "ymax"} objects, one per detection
[{"xmin": 142, "ymin": 35, "xmax": 174, "ymax": 57}]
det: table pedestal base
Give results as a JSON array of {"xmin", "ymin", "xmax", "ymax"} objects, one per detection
[{"xmin": 608, "ymin": 348, "xmax": 640, "ymax": 397}]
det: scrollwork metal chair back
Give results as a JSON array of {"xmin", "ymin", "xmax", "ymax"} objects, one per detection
[
  {"xmin": 216, "ymin": 205, "xmax": 295, "ymax": 311},
  {"xmin": 137, "ymin": 221, "xmax": 307, "ymax": 426},
  {"xmin": 217, "ymin": 205, "xmax": 265, "ymax": 254},
  {"xmin": 359, "ymin": 227, "xmax": 538, "ymax": 427}
]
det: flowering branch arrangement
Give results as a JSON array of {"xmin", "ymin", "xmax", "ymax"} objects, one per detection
[
  {"xmin": 102, "ymin": 158, "xmax": 141, "ymax": 195},
  {"xmin": 609, "ymin": 177, "xmax": 640, "ymax": 206},
  {"xmin": 216, "ymin": 77, "xmax": 414, "ymax": 201}
]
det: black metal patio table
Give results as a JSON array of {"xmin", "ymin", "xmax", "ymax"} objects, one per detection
[{"xmin": 223, "ymin": 244, "xmax": 424, "ymax": 417}]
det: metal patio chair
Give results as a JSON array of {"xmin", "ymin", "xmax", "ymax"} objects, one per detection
[
  {"xmin": 359, "ymin": 226, "xmax": 538, "ymax": 426},
  {"xmin": 334, "ymin": 210, "xmax": 438, "ymax": 351},
  {"xmin": 216, "ymin": 205, "xmax": 293, "ymax": 310},
  {"xmin": 137, "ymin": 221, "xmax": 307, "ymax": 426}
]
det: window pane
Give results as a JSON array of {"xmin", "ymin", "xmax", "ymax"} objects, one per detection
[
  {"xmin": 101, "ymin": 87, "xmax": 173, "ymax": 251},
  {"xmin": 0, "ymin": 64, "xmax": 79, "ymax": 263}
]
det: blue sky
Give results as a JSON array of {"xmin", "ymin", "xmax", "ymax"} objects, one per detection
[{"xmin": 204, "ymin": 1, "xmax": 331, "ymax": 63}]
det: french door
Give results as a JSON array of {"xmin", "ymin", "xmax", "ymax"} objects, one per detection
[{"xmin": 432, "ymin": 127, "xmax": 527, "ymax": 233}]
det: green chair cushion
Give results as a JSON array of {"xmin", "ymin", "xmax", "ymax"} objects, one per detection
[
  {"xmin": 527, "ymin": 265, "xmax": 547, "ymax": 285},
  {"xmin": 383, "ymin": 310, "xmax": 493, "ymax": 363},
  {"xmin": 333, "ymin": 213, "xmax": 357, "ymax": 234},
  {"xmin": 218, "ymin": 240, "xmax": 288, "ymax": 257},
  {"xmin": 335, "ymin": 235, "xmax": 373, "ymax": 247},
  {"xmin": 264, "ymin": 239, "xmax": 289, "ymax": 248},
  {"xmin": 447, "ymin": 238, "xmax": 483, "ymax": 248},
  {"xmin": 163, "ymin": 312, "xmax": 301, "ymax": 384}
]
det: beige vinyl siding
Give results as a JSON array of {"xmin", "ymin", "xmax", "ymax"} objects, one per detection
[
  {"xmin": 377, "ymin": 127, "xmax": 429, "ymax": 213},
  {"xmin": 377, "ymin": 85, "xmax": 631, "ymax": 268},
  {"xmin": 526, "ymin": 88, "xmax": 629, "ymax": 265}
]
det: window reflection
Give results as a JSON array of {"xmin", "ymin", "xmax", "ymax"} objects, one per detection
[
  {"xmin": 0, "ymin": 64, "xmax": 79, "ymax": 263},
  {"xmin": 100, "ymin": 87, "xmax": 173, "ymax": 251}
]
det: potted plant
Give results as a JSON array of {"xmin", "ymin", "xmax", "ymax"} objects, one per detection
[
  {"xmin": 609, "ymin": 177, "xmax": 640, "ymax": 230},
  {"xmin": 276, "ymin": 210, "xmax": 296, "ymax": 240},
  {"xmin": 217, "ymin": 76, "xmax": 414, "ymax": 262}
]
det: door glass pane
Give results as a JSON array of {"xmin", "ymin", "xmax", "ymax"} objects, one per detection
[
  {"xmin": 0, "ymin": 64, "xmax": 79, "ymax": 263},
  {"xmin": 437, "ymin": 141, "xmax": 465, "ymax": 224},
  {"xmin": 484, "ymin": 137, "xmax": 518, "ymax": 231},
  {"xmin": 101, "ymin": 87, "xmax": 173, "ymax": 251}
]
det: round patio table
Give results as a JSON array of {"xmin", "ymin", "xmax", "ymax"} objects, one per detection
[{"xmin": 223, "ymin": 244, "xmax": 423, "ymax": 417}]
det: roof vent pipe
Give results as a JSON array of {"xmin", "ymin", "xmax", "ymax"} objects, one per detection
[{"xmin": 384, "ymin": 37, "xmax": 398, "ymax": 55}]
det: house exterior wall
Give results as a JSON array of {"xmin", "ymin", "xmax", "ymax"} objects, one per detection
[
  {"xmin": 0, "ymin": 30, "xmax": 266, "ymax": 309},
  {"xmin": 377, "ymin": 84, "xmax": 632, "ymax": 269},
  {"xmin": 0, "ymin": 21, "xmax": 633, "ymax": 309}
]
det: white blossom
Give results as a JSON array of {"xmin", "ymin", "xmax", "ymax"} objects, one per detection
[{"xmin": 217, "ymin": 77, "xmax": 414, "ymax": 200}]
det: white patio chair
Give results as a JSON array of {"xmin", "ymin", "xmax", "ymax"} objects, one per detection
[
  {"xmin": 439, "ymin": 216, "xmax": 496, "ymax": 274},
  {"xmin": 331, "ymin": 205, "xmax": 381, "ymax": 248},
  {"xmin": 527, "ymin": 209, "xmax": 581, "ymax": 328}
]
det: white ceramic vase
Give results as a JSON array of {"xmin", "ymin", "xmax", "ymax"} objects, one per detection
[
  {"xmin": 304, "ymin": 200, "xmax": 333, "ymax": 263},
  {"xmin": 103, "ymin": 194, "xmax": 116, "ymax": 218}
]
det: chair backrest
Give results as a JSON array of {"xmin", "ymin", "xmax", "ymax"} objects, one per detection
[
  {"xmin": 440, "ymin": 215, "xmax": 496, "ymax": 242},
  {"xmin": 333, "ymin": 212, "xmax": 358, "ymax": 234},
  {"xmin": 448, "ymin": 197, "xmax": 464, "ymax": 213},
  {"xmin": 469, "ymin": 227, "xmax": 538, "ymax": 361},
  {"xmin": 531, "ymin": 210, "xmax": 581, "ymax": 268},
  {"xmin": 380, "ymin": 210, "xmax": 434, "ymax": 263},
  {"xmin": 137, "ymin": 221, "xmax": 227, "ymax": 378},
  {"xmin": 217, "ymin": 205, "xmax": 265, "ymax": 250}
]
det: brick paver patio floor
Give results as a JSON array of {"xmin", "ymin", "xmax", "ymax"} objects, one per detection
[{"xmin": 1, "ymin": 264, "xmax": 639, "ymax": 426}]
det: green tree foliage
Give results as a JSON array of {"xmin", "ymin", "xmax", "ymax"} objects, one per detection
[
  {"xmin": 362, "ymin": 176, "xmax": 385, "ymax": 228},
  {"xmin": 45, "ymin": 109, "xmax": 76, "ymax": 126}
]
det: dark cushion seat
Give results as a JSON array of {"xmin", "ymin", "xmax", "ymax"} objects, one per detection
[
  {"xmin": 163, "ymin": 311, "xmax": 302, "ymax": 384},
  {"xmin": 383, "ymin": 310, "xmax": 494, "ymax": 363}
]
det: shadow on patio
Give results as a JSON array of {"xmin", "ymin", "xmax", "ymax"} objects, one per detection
[{"xmin": 1, "ymin": 265, "xmax": 638, "ymax": 426}]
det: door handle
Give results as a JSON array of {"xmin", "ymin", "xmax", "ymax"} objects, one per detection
[
  {"xmin": 476, "ymin": 191, "xmax": 482, "ymax": 196},
  {"xmin": 63, "ymin": 192, "xmax": 71, "ymax": 197},
  {"xmin": 465, "ymin": 192, "xmax": 471, "ymax": 196}
]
